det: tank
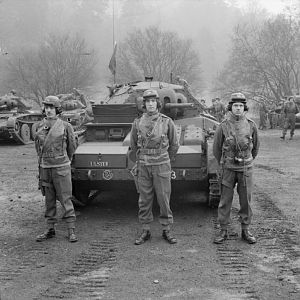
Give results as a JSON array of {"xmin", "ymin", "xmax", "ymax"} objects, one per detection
[
  {"xmin": 57, "ymin": 89, "xmax": 94, "ymax": 133},
  {"xmin": 71, "ymin": 79, "xmax": 221, "ymax": 207},
  {"xmin": 0, "ymin": 93, "xmax": 43, "ymax": 144}
]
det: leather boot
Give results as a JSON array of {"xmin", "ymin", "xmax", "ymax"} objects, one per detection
[
  {"xmin": 135, "ymin": 230, "xmax": 151, "ymax": 245},
  {"xmin": 280, "ymin": 135, "xmax": 285, "ymax": 140},
  {"xmin": 68, "ymin": 228, "xmax": 78, "ymax": 243},
  {"xmin": 162, "ymin": 230, "xmax": 177, "ymax": 244},
  {"xmin": 36, "ymin": 228, "xmax": 55, "ymax": 242},
  {"xmin": 289, "ymin": 135, "xmax": 293, "ymax": 140},
  {"xmin": 213, "ymin": 229, "xmax": 228, "ymax": 244},
  {"xmin": 241, "ymin": 229, "xmax": 256, "ymax": 244}
]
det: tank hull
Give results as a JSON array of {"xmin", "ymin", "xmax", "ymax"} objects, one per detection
[
  {"xmin": 71, "ymin": 80, "xmax": 221, "ymax": 207},
  {"xmin": 0, "ymin": 112, "xmax": 44, "ymax": 144}
]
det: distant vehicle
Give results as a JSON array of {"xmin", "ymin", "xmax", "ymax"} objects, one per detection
[
  {"xmin": 71, "ymin": 79, "xmax": 221, "ymax": 207},
  {"xmin": 0, "ymin": 93, "xmax": 43, "ymax": 144}
]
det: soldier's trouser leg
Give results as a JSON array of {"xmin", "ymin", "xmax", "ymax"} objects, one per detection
[
  {"xmin": 52, "ymin": 166, "xmax": 76, "ymax": 229},
  {"xmin": 41, "ymin": 168, "xmax": 57, "ymax": 227},
  {"xmin": 289, "ymin": 115, "xmax": 296, "ymax": 137},
  {"xmin": 236, "ymin": 170, "xmax": 253, "ymax": 229},
  {"xmin": 152, "ymin": 163, "xmax": 173, "ymax": 230},
  {"xmin": 218, "ymin": 169, "xmax": 236, "ymax": 230},
  {"xmin": 138, "ymin": 165, "xmax": 154, "ymax": 230},
  {"xmin": 282, "ymin": 118, "xmax": 289, "ymax": 136}
]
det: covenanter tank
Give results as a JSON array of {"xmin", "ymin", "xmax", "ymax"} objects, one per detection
[
  {"xmin": 0, "ymin": 93, "xmax": 43, "ymax": 144},
  {"xmin": 71, "ymin": 79, "xmax": 221, "ymax": 207}
]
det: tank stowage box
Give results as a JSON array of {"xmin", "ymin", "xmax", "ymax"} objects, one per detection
[{"xmin": 71, "ymin": 80, "xmax": 221, "ymax": 207}]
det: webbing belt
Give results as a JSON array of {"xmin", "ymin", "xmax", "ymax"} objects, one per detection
[{"xmin": 138, "ymin": 148, "xmax": 168, "ymax": 155}]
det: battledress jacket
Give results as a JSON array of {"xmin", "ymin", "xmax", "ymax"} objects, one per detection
[
  {"xmin": 213, "ymin": 113, "xmax": 259, "ymax": 172},
  {"xmin": 130, "ymin": 112, "xmax": 179, "ymax": 166},
  {"xmin": 35, "ymin": 117, "xmax": 77, "ymax": 168},
  {"xmin": 283, "ymin": 101, "xmax": 299, "ymax": 116}
]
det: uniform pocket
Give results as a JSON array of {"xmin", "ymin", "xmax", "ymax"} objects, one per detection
[
  {"xmin": 157, "ymin": 163, "xmax": 171, "ymax": 179},
  {"xmin": 56, "ymin": 165, "xmax": 70, "ymax": 177}
]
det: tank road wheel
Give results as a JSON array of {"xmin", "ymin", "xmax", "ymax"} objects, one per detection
[
  {"xmin": 72, "ymin": 184, "xmax": 91, "ymax": 207},
  {"xmin": 31, "ymin": 123, "xmax": 39, "ymax": 139},
  {"xmin": 20, "ymin": 124, "xmax": 31, "ymax": 144}
]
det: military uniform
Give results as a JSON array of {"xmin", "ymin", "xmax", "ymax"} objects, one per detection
[
  {"xmin": 281, "ymin": 100, "xmax": 299, "ymax": 139},
  {"xmin": 35, "ymin": 117, "xmax": 77, "ymax": 227},
  {"xmin": 213, "ymin": 99, "xmax": 260, "ymax": 244},
  {"xmin": 130, "ymin": 111, "xmax": 179, "ymax": 233},
  {"xmin": 268, "ymin": 103, "xmax": 277, "ymax": 129},
  {"xmin": 214, "ymin": 101, "xmax": 226, "ymax": 122},
  {"xmin": 259, "ymin": 102, "xmax": 268, "ymax": 130},
  {"xmin": 35, "ymin": 113, "xmax": 78, "ymax": 242}
]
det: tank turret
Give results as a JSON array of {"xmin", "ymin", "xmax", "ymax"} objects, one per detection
[{"xmin": 55, "ymin": 90, "xmax": 93, "ymax": 134}]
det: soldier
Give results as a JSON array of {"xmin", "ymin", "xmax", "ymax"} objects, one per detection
[
  {"xmin": 208, "ymin": 98, "xmax": 217, "ymax": 118},
  {"xmin": 214, "ymin": 97, "xmax": 226, "ymax": 122},
  {"xmin": 34, "ymin": 96, "xmax": 78, "ymax": 243},
  {"xmin": 200, "ymin": 99, "xmax": 208, "ymax": 112},
  {"xmin": 280, "ymin": 96, "xmax": 299, "ymax": 140},
  {"xmin": 130, "ymin": 89, "xmax": 179, "ymax": 245},
  {"xmin": 175, "ymin": 75, "xmax": 189, "ymax": 88},
  {"xmin": 268, "ymin": 102, "xmax": 278, "ymax": 129},
  {"xmin": 258, "ymin": 101, "xmax": 268, "ymax": 130},
  {"xmin": 213, "ymin": 92, "xmax": 260, "ymax": 244}
]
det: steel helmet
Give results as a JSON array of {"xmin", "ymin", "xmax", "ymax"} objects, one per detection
[
  {"xmin": 142, "ymin": 89, "xmax": 159, "ymax": 99},
  {"xmin": 230, "ymin": 92, "xmax": 246, "ymax": 103},
  {"xmin": 42, "ymin": 95, "xmax": 62, "ymax": 108}
]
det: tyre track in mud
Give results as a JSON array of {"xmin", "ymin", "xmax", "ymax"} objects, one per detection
[
  {"xmin": 252, "ymin": 188, "xmax": 300, "ymax": 297},
  {"xmin": 212, "ymin": 213, "xmax": 260, "ymax": 299},
  {"xmin": 211, "ymin": 185, "xmax": 300, "ymax": 299},
  {"xmin": 0, "ymin": 242, "xmax": 49, "ymax": 282},
  {"xmin": 37, "ymin": 220, "xmax": 123, "ymax": 300}
]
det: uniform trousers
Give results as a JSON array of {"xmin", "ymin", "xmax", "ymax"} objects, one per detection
[
  {"xmin": 282, "ymin": 114, "xmax": 296, "ymax": 137},
  {"xmin": 137, "ymin": 162, "xmax": 173, "ymax": 231},
  {"xmin": 40, "ymin": 165, "xmax": 76, "ymax": 228},
  {"xmin": 218, "ymin": 168, "xmax": 253, "ymax": 230}
]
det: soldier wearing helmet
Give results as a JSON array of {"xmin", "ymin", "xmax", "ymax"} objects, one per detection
[
  {"xmin": 213, "ymin": 92, "xmax": 260, "ymax": 245},
  {"xmin": 34, "ymin": 95, "xmax": 78, "ymax": 243},
  {"xmin": 130, "ymin": 89, "xmax": 180, "ymax": 245},
  {"xmin": 280, "ymin": 96, "xmax": 299, "ymax": 140},
  {"xmin": 42, "ymin": 95, "xmax": 63, "ymax": 116}
]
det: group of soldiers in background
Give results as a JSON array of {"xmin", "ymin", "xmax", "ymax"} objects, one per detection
[
  {"xmin": 201, "ymin": 97, "xmax": 227, "ymax": 122},
  {"xmin": 258, "ymin": 96, "xmax": 299, "ymax": 140},
  {"xmin": 201, "ymin": 94, "xmax": 299, "ymax": 141}
]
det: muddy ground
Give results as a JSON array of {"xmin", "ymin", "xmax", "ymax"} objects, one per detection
[{"xmin": 0, "ymin": 128, "xmax": 299, "ymax": 300}]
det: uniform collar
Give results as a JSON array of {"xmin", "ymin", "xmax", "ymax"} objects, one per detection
[{"xmin": 228, "ymin": 112, "xmax": 246, "ymax": 122}]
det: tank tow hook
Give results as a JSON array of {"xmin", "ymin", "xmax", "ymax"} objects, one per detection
[{"xmin": 87, "ymin": 170, "xmax": 94, "ymax": 180}]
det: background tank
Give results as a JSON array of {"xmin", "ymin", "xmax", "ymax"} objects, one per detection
[
  {"xmin": 71, "ymin": 79, "xmax": 221, "ymax": 207},
  {"xmin": 57, "ymin": 88, "xmax": 94, "ymax": 132},
  {"xmin": 0, "ymin": 92, "xmax": 43, "ymax": 144}
]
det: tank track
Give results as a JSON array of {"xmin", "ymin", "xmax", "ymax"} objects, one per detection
[
  {"xmin": 208, "ymin": 177, "xmax": 221, "ymax": 208},
  {"xmin": 6, "ymin": 113, "xmax": 43, "ymax": 145}
]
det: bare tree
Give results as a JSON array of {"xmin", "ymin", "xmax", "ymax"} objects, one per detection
[
  {"xmin": 215, "ymin": 15, "xmax": 300, "ymax": 104},
  {"xmin": 4, "ymin": 33, "xmax": 97, "ymax": 105},
  {"xmin": 116, "ymin": 26, "xmax": 203, "ymax": 91}
]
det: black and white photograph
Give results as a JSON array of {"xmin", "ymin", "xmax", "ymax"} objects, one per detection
[{"xmin": 0, "ymin": 0, "xmax": 299, "ymax": 299}]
